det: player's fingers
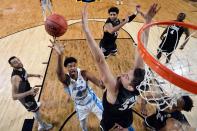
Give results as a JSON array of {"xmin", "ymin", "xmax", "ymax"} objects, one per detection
[
  {"xmin": 34, "ymin": 85, "xmax": 42, "ymax": 87},
  {"xmin": 48, "ymin": 45, "xmax": 54, "ymax": 49}
]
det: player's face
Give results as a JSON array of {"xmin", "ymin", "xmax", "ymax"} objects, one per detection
[
  {"xmin": 177, "ymin": 13, "xmax": 185, "ymax": 22},
  {"xmin": 172, "ymin": 98, "xmax": 184, "ymax": 111},
  {"xmin": 109, "ymin": 12, "xmax": 118, "ymax": 21},
  {"xmin": 120, "ymin": 70, "xmax": 134, "ymax": 91},
  {"xmin": 67, "ymin": 62, "xmax": 77, "ymax": 76},
  {"xmin": 10, "ymin": 58, "xmax": 23, "ymax": 69}
]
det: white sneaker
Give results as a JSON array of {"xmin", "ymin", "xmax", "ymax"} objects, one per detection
[
  {"xmin": 37, "ymin": 102, "xmax": 41, "ymax": 108},
  {"xmin": 38, "ymin": 123, "xmax": 53, "ymax": 131},
  {"xmin": 116, "ymin": 1, "xmax": 120, "ymax": 5}
]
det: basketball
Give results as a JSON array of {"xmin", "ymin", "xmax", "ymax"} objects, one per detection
[{"xmin": 45, "ymin": 14, "xmax": 68, "ymax": 37}]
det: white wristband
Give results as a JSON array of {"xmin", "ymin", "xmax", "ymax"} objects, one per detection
[{"xmin": 134, "ymin": 11, "xmax": 138, "ymax": 15}]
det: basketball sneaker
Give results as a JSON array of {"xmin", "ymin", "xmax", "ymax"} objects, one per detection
[{"xmin": 38, "ymin": 122, "xmax": 53, "ymax": 131}]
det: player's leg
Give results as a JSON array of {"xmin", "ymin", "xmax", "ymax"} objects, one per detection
[
  {"xmin": 47, "ymin": 0, "xmax": 53, "ymax": 14},
  {"xmin": 29, "ymin": 100, "xmax": 52, "ymax": 131},
  {"xmin": 156, "ymin": 49, "xmax": 162, "ymax": 60},
  {"xmin": 76, "ymin": 105, "xmax": 90, "ymax": 131},
  {"xmin": 166, "ymin": 53, "xmax": 172, "ymax": 63},
  {"xmin": 110, "ymin": 43, "xmax": 118, "ymax": 56},
  {"xmin": 34, "ymin": 111, "xmax": 53, "ymax": 131},
  {"xmin": 91, "ymin": 98, "xmax": 103, "ymax": 120},
  {"xmin": 100, "ymin": 46, "xmax": 110, "ymax": 59},
  {"xmin": 120, "ymin": 0, "xmax": 123, "ymax": 5},
  {"xmin": 144, "ymin": 113, "xmax": 160, "ymax": 130},
  {"xmin": 79, "ymin": 118, "xmax": 88, "ymax": 131},
  {"xmin": 116, "ymin": 0, "xmax": 120, "ymax": 5},
  {"xmin": 41, "ymin": 0, "xmax": 47, "ymax": 21}
]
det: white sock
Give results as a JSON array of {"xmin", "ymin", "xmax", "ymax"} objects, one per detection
[{"xmin": 33, "ymin": 111, "xmax": 44, "ymax": 126}]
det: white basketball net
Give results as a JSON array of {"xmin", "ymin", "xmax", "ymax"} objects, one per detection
[{"xmin": 136, "ymin": 22, "xmax": 197, "ymax": 111}]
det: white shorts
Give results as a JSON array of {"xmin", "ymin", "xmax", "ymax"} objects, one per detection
[
  {"xmin": 64, "ymin": 87, "xmax": 103, "ymax": 121},
  {"xmin": 75, "ymin": 97, "xmax": 103, "ymax": 121}
]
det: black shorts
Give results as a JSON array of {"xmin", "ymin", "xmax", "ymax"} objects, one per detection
[
  {"xmin": 145, "ymin": 111, "xmax": 185, "ymax": 130},
  {"xmin": 145, "ymin": 113, "xmax": 166, "ymax": 130},
  {"xmin": 99, "ymin": 42, "xmax": 117, "ymax": 57},
  {"xmin": 20, "ymin": 98, "xmax": 39, "ymax": 112},
  {"xmin": 158, "ymin": 37, "xmax": 179, "ymax": 53}
]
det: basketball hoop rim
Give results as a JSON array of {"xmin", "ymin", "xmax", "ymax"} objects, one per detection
[{"xmin": 137, "ymin": 21, "xmax": 197, "ymax": 94}]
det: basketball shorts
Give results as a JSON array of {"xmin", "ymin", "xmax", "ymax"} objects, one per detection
[
  {"xmin": 20, "ymin": 99, "xmax": 39, "ymax": 112},
  {"xmin": 75, "ymin": 96, "xmax": 103, "ymax": 121},
  {"xmin": 158, "ymin": 37, "xmax": 178, "ymax": 53},
  {"xmin": 100, "ymin": 44, "xmax": 117, "ymax": 57},
  {"xmin": 144, "ymin": 113, "xmax": 165, "ymax": 130}
]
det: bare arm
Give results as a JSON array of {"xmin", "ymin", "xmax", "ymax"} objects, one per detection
[
  {"xmin": 27, "ymin": 74, "xmax": 42, "ymax": 78},
  {"xmin": 82, "ymin": 5, "xmax": 117, "ymax": 94},
  {"xmin": 133, "ymin": 4, "xmax": 160, "ymax": 69},
  {"xmin": 11, "ymin": 76, "xmax": 39, "ymax": 100},
  {"xmin": 82, "ymin": 70, "xmax": 105, "ymax": 89},
  {"xmin": 104, "ymin": 20, "xmax": 128, "ymax": 34},
  {"xmin": 180, "ymin": 28, "xmax": 190, "ymax": 50},
  {"xmin": 49, "ymin": 40, "xmax": 69, "ymax": 87},
  {"xmin": 160, "ymin": 27, "xmax": 168, "ymax": 40},
  {"xmin": 56, "ymin": 54, "xmax": 66, "ymax": 84}
]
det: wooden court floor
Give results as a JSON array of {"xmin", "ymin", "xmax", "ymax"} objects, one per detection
[{"xmin": 0, "ymin": 0, "xmax": 197, "ymax": 131}]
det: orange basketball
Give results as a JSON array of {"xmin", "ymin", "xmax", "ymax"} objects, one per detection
[{"xmin": 45, "ymin": 14, "xmax": 68, "ymax": 37}]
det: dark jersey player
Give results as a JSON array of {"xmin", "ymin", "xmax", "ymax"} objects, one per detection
[
  {"xmin": 82, "ymin": 3, "xmax": 160, "ymax": 131},
  {"xmin": 156, "ymin": 13, "xmax": 190, "ymax": 63},
  {"xmin": 99, "ymin": 6, "xmax": 140, "ymax": 58},
  {"xmin": 9, "ymin": 56, "xmax": 52, "ymax": 131},
  {"xmin": 144, "ymin": 96, "xmax": 193, "ymax": 131}
]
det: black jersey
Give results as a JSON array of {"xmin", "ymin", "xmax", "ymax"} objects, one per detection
[
  {"xmin": 145, "ymin": 110, "xmax": 186, "ymax": 130},
  {"xmin": 159, "ymin": 24, "xmax": 186, "ymax": 53},
  {"xmin": 100, "ymin": 18, "xmax": 120, "ymax": 49},
  {"xmin": 11, "ymin": 68, "xmax": 38, "ymax": 112},
  {"xmin": 100, "ymin": 78, "xmax": 140, "ymax": 131}
]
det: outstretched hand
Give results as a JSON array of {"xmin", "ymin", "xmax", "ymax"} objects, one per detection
[
  {"xmin": 142, "ymin": 3, "xmax": 161, "ymax": 23},
  {"xmin": 49, "ymin": 39, "xmax": 65, "ymax": 55},
  {"xmin": 82, "ymin": 4, "xmax": 89, "ymax": 32},
  {"xmin": 136, "ymin": 5, "xmax": 141, "ymax": 14},
  {"xmin": 30, "ymin": 87, "xmax": 39, "ymax": 97}
]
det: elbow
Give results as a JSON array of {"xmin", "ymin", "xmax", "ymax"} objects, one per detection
[
  {"xmin": 108, "ymin": 30, "xmax": 114, "ymax": 34},
  {"xmin": 95, "ymin": 56, "xmax": 105, "ymax": 65},
  {"xmin": 12, "ymin": 95, "xmax": 18, "ymax": 100}
]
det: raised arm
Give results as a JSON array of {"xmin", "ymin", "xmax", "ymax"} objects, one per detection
[
  {"xmin": 27, "ymin": 73, "xmax": 42, "ymax": 78},
  {"xmin": 133, "ymin": 4, "xmax": 160, "ymax": 69},
  {"xmin": 49, "ymin": 40, "xmax": 70, "ymax": 87},
  {"xmin": 11, "ymin": 76, "xmax": 39, "ymax": 100},
  {"xmin": 82, "ymin": 4, "xmax": 117, "ymax": 93}
]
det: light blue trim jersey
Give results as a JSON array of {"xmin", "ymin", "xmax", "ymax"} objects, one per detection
[{"xmin": 64, "ymin": 68, "xmax": 96, "ymax": 106}]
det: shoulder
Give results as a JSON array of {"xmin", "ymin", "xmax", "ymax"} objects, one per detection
[
  {"xmin": 11, "ymin": 75, "xmax": 21, "ymax": 84},
  {"xmin": 80, "ymin": 70, "xmax": 88, "ymax": 80}
]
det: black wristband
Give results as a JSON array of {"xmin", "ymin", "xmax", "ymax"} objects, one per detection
[{"xmin": 128, "ymin": 14, "xmax": 137, "ymax": 22}]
